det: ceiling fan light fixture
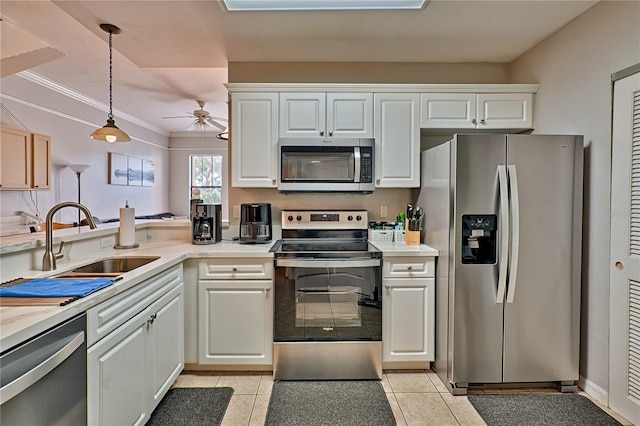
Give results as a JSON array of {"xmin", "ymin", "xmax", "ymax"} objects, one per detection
[{"xmin": 91, "ymin": 23, "xmax": 131, "ymax": 143}]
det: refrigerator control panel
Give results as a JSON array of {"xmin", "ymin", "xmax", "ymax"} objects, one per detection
[{"xmin": 462, "ymin": 214, "xmax": 497, "ymax": 264}]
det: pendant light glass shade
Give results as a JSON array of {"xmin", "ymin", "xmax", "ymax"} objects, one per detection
[
  {"xmin": 91, "ymin": 117, "xmax": 130, "ymax": 143},
  {"xmin": 91, "ymin": 24, "xmax": 131, "ymax": 143},
  {"xmin": 216, "ymin": 126, "xmax": 229, "ymax": 140}
]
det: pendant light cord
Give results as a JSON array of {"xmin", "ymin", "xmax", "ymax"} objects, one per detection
[{"xmin": 108, "ymin": 30, "xmax": 114, "ymax": 120}]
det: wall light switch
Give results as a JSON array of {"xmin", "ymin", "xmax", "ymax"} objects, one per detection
[
  {"xmin": 233, "ymin": 205, "xmax": 241, "ymax": 219},
  {"xmin": 380, "ymin": 205, "xmax": 388, "ymax": 218}
]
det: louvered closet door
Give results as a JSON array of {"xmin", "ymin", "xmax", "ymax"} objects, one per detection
[{"xmin": 610, "ymin": 69, "xmax": 640, "ymax": 425}]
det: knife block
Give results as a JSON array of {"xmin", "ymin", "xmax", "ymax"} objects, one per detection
[{"xmin": 405, "ymin": 230, "xmax": 420, "ymax": 246}]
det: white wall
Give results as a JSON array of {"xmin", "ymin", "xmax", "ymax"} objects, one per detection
[
  {"xmin": 168, "ymin": 135, "xmax": 228, "ymax": 218},
  {"xmin": 510, "ymin": 0, "xmax": 640, "ymax": 395},
  {"xmin": 1, "ymin": 73, "xmax": 170, "ymax": 225}
]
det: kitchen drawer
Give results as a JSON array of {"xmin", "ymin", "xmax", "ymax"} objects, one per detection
[
  {"xmin": 86, "ymin": 264, "xmax": 183, "ymax": 347},
  {"xmin": 383, "ymin": 256, "xmax": 435, "ymax": 278},
  {"xmin": 198, "ymin": 258, "xmax": 273, "ymax": 280}
]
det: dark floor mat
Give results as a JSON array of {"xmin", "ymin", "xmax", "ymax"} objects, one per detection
[
  {"xmin": 147, "ymin": 387, "xmax": 233, "ymax": 426},
  {"xmin": 265, "ymin": 380, "xmax": 396, "ymax": 426},
  {"xmin": 468, "ymin": 393, "xmax": 622, "ymax": 426}
]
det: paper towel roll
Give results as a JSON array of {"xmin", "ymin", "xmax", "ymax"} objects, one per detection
[{"xmin": 118, "ymin": 206, "xmax": 136, "ymax": 247}]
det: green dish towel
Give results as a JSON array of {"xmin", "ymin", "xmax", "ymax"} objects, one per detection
[{"xmin": 0, "ymin": 278, "xmax": 115, "ymax": 298}]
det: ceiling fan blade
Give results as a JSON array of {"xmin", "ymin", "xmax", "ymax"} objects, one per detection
[
  {"xmin": 205, "ymin": 117, "xmax": 227, "ymax": 131},
  {"xmin": 162, "ymin": 115, "xmax": 193, "ymax": 119}
]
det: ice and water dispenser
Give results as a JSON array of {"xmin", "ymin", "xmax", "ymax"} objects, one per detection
[{"xmin": 461, "ymin": 215, "xmax": 497, "ymax": 264}]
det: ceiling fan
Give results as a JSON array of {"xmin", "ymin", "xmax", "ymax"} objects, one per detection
[{"xmin": 162, "ymin": 100, "xmax": 227, "ymax": 132}]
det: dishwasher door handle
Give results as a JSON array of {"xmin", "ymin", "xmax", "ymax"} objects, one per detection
[{"xmin": 0, "ymin": 331, "xmax": 85, "ymax": 404}]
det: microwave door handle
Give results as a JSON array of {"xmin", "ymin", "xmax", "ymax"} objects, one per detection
[{"xmin": 354, "ymin": 147, "xmax": 361, "ymax": 183}]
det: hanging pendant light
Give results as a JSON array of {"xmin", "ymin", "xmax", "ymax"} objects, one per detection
[{"xmin": 91, "ymin": 23, "xmax": 131, "ymax": 143}]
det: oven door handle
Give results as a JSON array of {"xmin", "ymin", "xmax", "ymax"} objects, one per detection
[{"xmin": 275, "ymin": 259, "xmax": 381, "ymax": 268}]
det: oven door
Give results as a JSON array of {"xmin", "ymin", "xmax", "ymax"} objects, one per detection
[{"xmin": 274, "ymin": 258, "xmax": 382, "ymax": 342}]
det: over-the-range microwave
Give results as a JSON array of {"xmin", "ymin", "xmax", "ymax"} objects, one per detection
[{"xmin": 278, "ymin": 138, "xmax": 375, "ymax": 193}]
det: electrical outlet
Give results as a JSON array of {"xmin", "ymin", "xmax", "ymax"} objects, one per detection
[
  {"xmin": 232, "ymin": 205, "xmax": 241, "ymax": 219},
  {"xmin": 100, "ymin": 236, "xmax": 116, "ymax": 249},
  {"xmin": 380, "ymin": 205, "xmax": 388, "ymax": 218}
]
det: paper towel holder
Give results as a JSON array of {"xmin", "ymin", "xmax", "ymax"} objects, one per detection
[{"xmin": 115, "ymin": 200, "xmax": 139, "ymax": 249}]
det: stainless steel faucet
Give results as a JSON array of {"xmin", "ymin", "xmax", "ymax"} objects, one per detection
[{"xmin": 42, "ymin": 202, "xmax": 97, "ymax": 271}]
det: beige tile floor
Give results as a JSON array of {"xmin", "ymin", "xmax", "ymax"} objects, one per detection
[{"xmin": 171, "ymin": 370, "xmax": 632, "ymax": 426}]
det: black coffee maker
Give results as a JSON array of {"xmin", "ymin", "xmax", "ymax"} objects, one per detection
[
  {"xmin": 192, "ymin": 204, "xmax": 222, "ymax": 245},
  {"xmin": 239, "ymin": 203, "xmax": 272, "ymax": 244}
]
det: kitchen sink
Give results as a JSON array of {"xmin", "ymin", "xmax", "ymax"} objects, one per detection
[{"xmin": 69, "ymin": 256, "xmax": 161, "ymax": 274}]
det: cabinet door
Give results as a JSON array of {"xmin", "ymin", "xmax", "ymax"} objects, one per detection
[
  {"xmin": 374, "ymin": 93, "xmax": 420, "ymax": 187},
  {"xmin": 420, "ymin": 93, "xmax": 476, "ymax": 129},
  {"xmin": 88, "ymin": 307, "xmax": 149, "ymax": 426},
  {"xmin": 382, "ymin": 277, "xmax": 435, "ymax": 362},
  {"xmin": 279, "ymin": 93, "xmax": 325, "ymax": 137},
  {"xmin": 477, "ymin": 93, "xmax": 532, "ymax": 129},
  {"xmin": 327, "ymin": 92, "xmax": 373, "ymax": 138},
  {"xmin": 198, "ymin": 280, "xmax": 273, "ymax": 365},
  {"xmin": 147, "ymin": 284, "xmax": 184, "ymax": 413},
  {"xmin": 231, "ymin": 92, "xmax": 279, "ymax": 187},
  {"xmin": 0, "ymin": 126, "xmax": 31, "ymax": 190},
  {"xmin": 31, "ymin": 133, "xmax": 51, "ymax": 189}
]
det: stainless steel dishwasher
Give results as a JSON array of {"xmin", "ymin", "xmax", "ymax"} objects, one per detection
[{"xmin": 1, "ymin": 313, "xmax": 87, "ymax": 425}]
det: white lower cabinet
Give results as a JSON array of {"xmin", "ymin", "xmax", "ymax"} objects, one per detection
[
  {"xmin": 198, "ymin": 279, "xmax": 273, "ymax": 365},
  {"xmin": 87, "ymin": 265, "xmax": 184, "ymax": 425},
  {"xmin": 382, "ymin": 256, "xmax": 435, "ymax": 365}
]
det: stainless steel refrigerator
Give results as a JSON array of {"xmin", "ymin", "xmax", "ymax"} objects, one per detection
[{"xmin": 418, "ymin": 134, "xmax": 583, "ymax": 395}]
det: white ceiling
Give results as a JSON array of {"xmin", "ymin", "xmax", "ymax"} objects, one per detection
[{"xmin": 0, "ymin": 0, "xmax": 598, "ymax": 136}]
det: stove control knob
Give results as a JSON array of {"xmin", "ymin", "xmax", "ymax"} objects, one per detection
[
  {"xmin": 296, "ymin": 215, "xmax": 302, "ymax": 221},
  {"xmin": 347, "ymin": 215, "xmax": 353, "ymax": 221},
  {"xmin": 287, "ymin": 215, "xmax": 293, "ymax": 222},
  {"xmin": 356, "ymin": 215, "xmax": 362, "ymax": 221}
]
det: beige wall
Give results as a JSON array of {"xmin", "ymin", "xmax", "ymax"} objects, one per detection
[
  {"xmin": 229, "ymin": 61, "xmax": 509, "ymax": 84},
  {"xmin": 510, "ymin": 0, "xmax": 640, "ymax": 395}
]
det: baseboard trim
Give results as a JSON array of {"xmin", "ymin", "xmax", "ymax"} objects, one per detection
[{"xmin": 579, "ymin": 375, "xmax": 609, "ymax": 406}]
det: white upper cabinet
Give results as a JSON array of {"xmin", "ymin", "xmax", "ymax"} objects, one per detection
[
  {"xmin": 374, "ymin": 93, "xmax": 420, "ymax": 187},
  {"xmin": 279, "ymin": 92, "xmax": 373, "ymax": 138},
  {"xmin": 231, "ymin": 92, "xmax": 279, "ymax": 188},
  {"xmin": 420, "ymin": 92, "xmax": 532, "ymax": 130}
]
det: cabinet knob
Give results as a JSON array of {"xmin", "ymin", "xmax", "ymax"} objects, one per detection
[
  {"xmin": 266, "ymin": 287, "xmax": 271, "ymax": 292},
  {"xmin": 34, "ymin": 185, "xmax": 39, "ymax": 188},
  {"xmin": 329, "ymin": 131, "xmax": 333, "ymax": 137},
  {"xmin": 272, "ymin": 179, "xmax": 276, "ymax": 185},
  {"xmin": 320, "ymin": 130, "xmax": 324, "ymax": 136},
  {"xmin": 147, "ymin": 313, "xmax": 157, "ymax": 325},
  {"xmin": 480, "ymin": 119, "xmax": 486, "ymax": 125},
  {"xmin": 376, "ymin": 179, "xmax": 381, "ymax": 185},
  {"xmin": 407, "ymin": 266, "xmax": 413, "ymax": 271},
  {"xmin": 471, "ymin": 118, "xmax": 477, "ymax": 125},
  {"xmin": 385, "ymin": 285, "xmax": 390, "ymax": 289},
  {"xmin": 232, "ymin": 267, "xmax": 238, "ymax": 272}
]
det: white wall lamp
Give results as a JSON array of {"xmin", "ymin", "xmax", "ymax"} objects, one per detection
[{"xmin": 90, "ymin": 23, "xmax": 131, "ymax": 143}]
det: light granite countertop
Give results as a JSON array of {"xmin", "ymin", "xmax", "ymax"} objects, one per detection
[
  {"xmin": 0, "ymin": 224, "xmax": 438, "ymax": 352},
  {"xmin": 0, "ymin": 239, "xmax": 276, "ymax": 351}
]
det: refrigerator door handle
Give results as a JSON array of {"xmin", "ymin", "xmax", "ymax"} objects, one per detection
[
  {"xmin": 506, "ymin": 164, "xmax": 520, "ymax": 303},
  {"xmin": 497, "ymin": 165, "xmax": 509, "ymax": 304}
]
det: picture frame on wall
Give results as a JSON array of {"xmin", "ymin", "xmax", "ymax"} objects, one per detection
[
  {"xmin": 128, "ymin": 156, "xmax": 143, "ymax": 186},
  {"xmin": 108, "ymin": 152, "xmax": 128, "ymax": 185},
  {"xmin": 142, "ymin": 159, "xmax": 155, "ymax": 186}
]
